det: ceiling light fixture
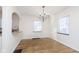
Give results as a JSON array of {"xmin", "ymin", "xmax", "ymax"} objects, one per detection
[{"xmin": 40, "ymin": 6, "xmax": 46, "ymax": 22}]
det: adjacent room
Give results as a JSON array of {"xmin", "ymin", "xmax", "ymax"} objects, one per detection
[{"xmin": 1, "ymin": 6, "xmax": 79, "ymax": 53}]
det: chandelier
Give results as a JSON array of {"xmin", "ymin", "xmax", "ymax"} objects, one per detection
[{"xmin": 40, "ymin": 6, "xmax": 47, "ymax": 22}]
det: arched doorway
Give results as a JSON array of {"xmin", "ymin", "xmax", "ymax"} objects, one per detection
[{"xmin": 12, "ymin": 12, "xmax": 19, "ymax": 32}]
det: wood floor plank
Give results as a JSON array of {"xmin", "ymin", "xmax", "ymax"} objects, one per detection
[{"xmin": 15, "ymin": 38, "xmax": 78, "ymax": 53}]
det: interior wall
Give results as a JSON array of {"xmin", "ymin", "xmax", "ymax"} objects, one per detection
[
  {"xmin": 51, "ymin": 7, "xmax": 79, "ymax": 51},
  {"xmin": 0, "ymin": 7, "xmax": 2, "ymax": 52},
  {"xmin": 0, "ymin": 11, "xmax": 2, "ymax": 28},
  {"xmin": 19, "ymin": 15, "xmax": 51, "ymax": 39},
  {"xmin": 50, "ymin": 15, "xmax": 57, "ymax": 40},
  {"xmin": 2, "ymin": 6, "xmax": 21, "ymax": 53}
]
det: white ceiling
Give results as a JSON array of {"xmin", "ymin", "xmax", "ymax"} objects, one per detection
[{"xmin": 16, "ymin": 6, "xmax": 69, "ymax": 16}]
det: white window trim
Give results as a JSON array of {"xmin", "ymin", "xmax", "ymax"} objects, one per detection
[{"xmin": 57, "ymin": 16, "xmax": 69, "ymax": 35}]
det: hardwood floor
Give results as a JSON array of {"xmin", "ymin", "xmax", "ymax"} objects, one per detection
[{"xmin": 15, "ymin": 38, "xmax": 78, "ymax": 53}]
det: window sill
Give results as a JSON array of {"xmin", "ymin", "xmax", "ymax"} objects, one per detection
[
  {"xmin": 33, "ymin": 31, "xmax": 42, "ymax": 32},
  {"xmin": 57, "ymin": 32, "xmax": 69, "ymax": 35}
]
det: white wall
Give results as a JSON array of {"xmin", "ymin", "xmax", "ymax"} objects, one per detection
[
  {"xmin": 19, "ymin": 15, "xmax": 51, "ymax": 39},
  {"xmin": 50, "ymin": 15, "xmax": 57, "ymax": 40},
  {"xmin": 0, "ymin": 11, "xmax": 2, "ymax": 28},
  {"xmin": 0, "ymin": 8, "xmax": 2, "ymax": 52},
  {"xmin": 2, "ymin": 6, "xmax": 21, "ymax": 53},
  {"xmin": 51, "ymin": 7, "xmax": 79, "ymax": 51}
]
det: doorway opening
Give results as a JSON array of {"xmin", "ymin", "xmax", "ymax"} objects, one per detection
[{"xmin": 12, "ymin": 12, "xmax": 19, "ymax": 32}]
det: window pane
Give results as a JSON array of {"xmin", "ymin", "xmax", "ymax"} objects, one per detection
[
  {"xmin": 58, "ymin": 16, "xmax": 69, "ymax": 34},
  {"xmin": 33, "ymin": 21, "xmax": 42, "ymax": 31}
]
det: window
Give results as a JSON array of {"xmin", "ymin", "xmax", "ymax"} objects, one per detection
[
  {"xmin": 33, "ymin": 20, "xmax": 42, "ymax": 32},
  {"xmin": 58, "ymin": 16, "xmax": 69, "ymax": 35}
]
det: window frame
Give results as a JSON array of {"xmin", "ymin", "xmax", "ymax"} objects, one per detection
[
  {"xmin": 57, "ymin": 16, "xmax": 69, "ymax": 35},
  {"xmin": 33, "ymin": 20, "xmax": 42, "ymax": 32}
]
